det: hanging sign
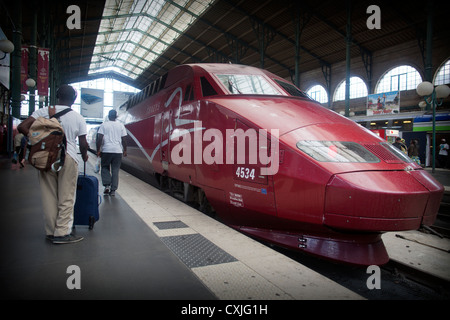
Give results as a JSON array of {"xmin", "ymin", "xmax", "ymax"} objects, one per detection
[
  {"xmin": 20, "ymin": 46, "xmax": 29, "ymax": 94},
  {"xmin": 37, "ymin": 48, "xmax": 50, "ymax": 96}
]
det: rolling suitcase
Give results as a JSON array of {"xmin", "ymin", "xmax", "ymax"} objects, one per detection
[{"xmin": 74, "ymin": 161, "xmax": 101, "ymax": 229}]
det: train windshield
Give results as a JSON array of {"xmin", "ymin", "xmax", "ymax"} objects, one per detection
[
  {"xmin": 216, "ymin": 74, "xmax": 281, "ymax": 95},
  {"xmin": 296, "ymin": 141, "xmax": 380, "ymax": 163},
  {"xmin": 274, "ymin": 80, "xmax": 310, "ymax": 99}
]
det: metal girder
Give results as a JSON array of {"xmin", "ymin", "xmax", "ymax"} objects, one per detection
[
  {"xmin": 144, "ymin": 0, "xmax": 293, "ymax": 80},
  {"xmin": 224, "ymin": 0, "xmax": 330, "ymax": 68},
  {"xmin": 321, "ymin": 62, "xmax": 332, "ymax": 108},
  {"xmin": 224, "ymin": 34, "xmax": 249, "ymax": 64},
  {"xmin": 304, "ymin": 1, "xmax": 371, "ymax": 56},
  {"xmin": 292, "ymin": 2, "xmax": 312, "ymax": 87},
  {"xmin": 361, "ymin": 48, "xmax": 373, "ymax": 92},
  {"xmin": 250, "ymin": 17, "xmax": 277, "ymax": 69}
]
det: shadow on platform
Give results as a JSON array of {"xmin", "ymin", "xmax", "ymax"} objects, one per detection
[{"xmin": 0, "ymin": 156, "xmax": 216, "ymax": 300}]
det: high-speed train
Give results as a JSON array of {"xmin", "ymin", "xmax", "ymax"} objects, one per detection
[{"xmin": 112, "ymin": 63, "xmax": 443, "ymax": 265}]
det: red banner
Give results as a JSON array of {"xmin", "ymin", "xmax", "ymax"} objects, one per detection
[
  {"xmin": 37, "ymin": 48, "xmax": 50, "ymax": 96},
  {"xmin": 20, "ymin": 46, "xmax": 29, "ymax": 94}
]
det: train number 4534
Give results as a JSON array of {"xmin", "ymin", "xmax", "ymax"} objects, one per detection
[{"xmin": 236, "ymin": 167, "xmax": 255, "ymax": 180}]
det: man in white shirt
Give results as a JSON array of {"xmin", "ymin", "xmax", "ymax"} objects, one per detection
[
  {"xmin": 18, "ymin": 85, "xmax": 89, "ymax": 244},
  {"xmin": 96, "ymin": 109, "xmax": 127, "ymax": 196},
  {"xmin": 438, "ymin": 139, "xmax": 449, "ymax": 168}
]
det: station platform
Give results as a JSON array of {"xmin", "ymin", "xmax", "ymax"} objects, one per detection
[{"xmin": 1, "ymin": 154, "xmax": 449, "ymax": 301}]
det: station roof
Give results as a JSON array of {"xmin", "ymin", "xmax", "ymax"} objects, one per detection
[{"xmin": 1, "ymin": 0, "xmax": 449, "ymax": 90}]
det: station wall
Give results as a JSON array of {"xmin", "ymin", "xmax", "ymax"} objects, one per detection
[{"xmin": 298, "ymin": 37, "xmax": 450, "ymax": 114}]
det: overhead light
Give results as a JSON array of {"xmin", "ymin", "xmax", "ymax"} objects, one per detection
[
  {"xmin": 416, "ymin": 81, "xmax": 450, "ymax": 173},
  {"xmin": 0, "ymin": 39, "xmax": 14, "ymax": 53},
  {"xmin": 26, "ymin": 78, "xmax": 36, "ymax": 87},
  {"xmin": 436, "ymin": 84, "xmax": 450, "ymax": 99},
  {"xmin": 0, "ymin": 39, "xmax": 14, "ymax": 60},
  {"xmin": 416, "ymin": 81, "xmax": 434, "ymax": 96}
]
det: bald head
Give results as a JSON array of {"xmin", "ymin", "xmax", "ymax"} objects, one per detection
[{"xmin": 57, "ymin": 85, "xmax": 77, "ymax": 106}]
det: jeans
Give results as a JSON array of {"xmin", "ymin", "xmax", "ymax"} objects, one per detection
[{"xmin": 101, "ymin": 153, "xmax": 122, "ymax": 191}]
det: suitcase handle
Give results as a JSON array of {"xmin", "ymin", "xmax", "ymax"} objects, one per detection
[{"xmin": 77, "ymin": 153, "xmax": 88, "ymax": 176}]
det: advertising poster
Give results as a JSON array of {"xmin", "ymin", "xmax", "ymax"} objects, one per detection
[
  {"xmin": 367, "ymin": 91, "xmax": 400, "ymax": 116},
  {"xmin": 113, "ymin": 91, "xmax": 134, "ymax": 109},
  {"xmin": 0, "ymin": 29, "xmax": 10, "ymax": 89},
  {"xmin": 37, "ymin": 48, "xmax": 50, "ymax": 96},
  {"xmin": 80, "ymin": 88, "xmax": 104, "ymax": 118}
]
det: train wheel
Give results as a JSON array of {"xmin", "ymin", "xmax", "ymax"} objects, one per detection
[{"xmin": 197, "ymin": 189, "xmax": 215, "ymax": 217}]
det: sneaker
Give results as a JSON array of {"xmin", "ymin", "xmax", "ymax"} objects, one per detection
[
  {"xmin": 46, "ymin": 235, "xmax": 54, "ymax": 241},
  {"xmin": 109, "ymin": 190, "xmax": 115, "ymax": 196},
  {"xmin": 52, "ymin": 234, "xmax": 84, "ymax": 244},
  {"xmin": 104, "ymin": 185, "xmax": 111, "ymax": 195}
]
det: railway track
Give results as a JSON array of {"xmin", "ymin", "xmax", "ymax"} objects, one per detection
[
  {"xmin": 382, "ymin": 259, "xmax": 450, "ymax": 298},
  {"xmin": 429, "ymin": 209, "xmax": 450, "ymax": 238},
  {"xmin": 272, "ymin": 241, "xmax": 450, "ymax": 300}
]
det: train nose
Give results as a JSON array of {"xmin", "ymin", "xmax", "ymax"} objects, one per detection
[{"xmin": 324, "ymin": 169, "xmax": 444, "ymax": 232}]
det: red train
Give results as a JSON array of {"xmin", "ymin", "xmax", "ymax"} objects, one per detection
[{"xmin": 113, "ymin": 63, "xmax": 443, "ymax": 265}]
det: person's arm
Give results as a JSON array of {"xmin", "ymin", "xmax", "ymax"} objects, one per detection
[
  {"xmin": 79, "ymin": 135, "xmax": 89, "ymax": 162},
  {"xmin": 121, "ymin": 136, "xmax": 127, "ymax": 157},
  {"xmin": 96, "ymin": 133, "xmax": 104, "ymax": 157}
]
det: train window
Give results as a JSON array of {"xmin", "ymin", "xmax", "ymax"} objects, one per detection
[
  {"xmin": 153, "ymin": 78, "xmax": 160, "ymax": 94},
  {"xmin": 201, "ymin": 77, "xmax": 218, "ymax": 97},
  {"xmin": 184, "ymin": 84, "xmax": 193, "ymax": 101},
  {"xmin": 275, "ymin": 80, "xmax": 309, "ymax": 99},
  {"xmin": 380, "ymin": 142, "xmax": 413, "ymax": 163},
  {"xmin": 160, "ymin": 73, "xmax": 168, "ymax": 90},
  {"xmin": 216, "ymin": 74, "xmax": 280, "ymax": 95},
  {"xmin": 296, "ymin": 141, "xmax": 380, "ymax": 163},
  {"xmin": 148, "ymin": 82, "xmax": 154, "ymax": 96}
]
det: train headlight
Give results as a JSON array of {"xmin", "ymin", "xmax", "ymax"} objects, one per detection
[{"xmin": 296, "ymin": 141, "xmax": 380, "ymax": 163}]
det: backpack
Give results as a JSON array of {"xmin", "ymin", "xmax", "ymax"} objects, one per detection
[{"xmin": 27, "ymin": 106, "xmax": 73, "ymax": 172}]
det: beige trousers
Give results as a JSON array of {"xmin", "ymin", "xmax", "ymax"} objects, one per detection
[{"xmin": 38, "ymin": 155, "xmax": 78, "ymax": 237}]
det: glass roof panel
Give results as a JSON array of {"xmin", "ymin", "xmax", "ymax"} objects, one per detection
[{"xmin": 89, "ymin": 0, "xmax": 216, "ymax": 81}]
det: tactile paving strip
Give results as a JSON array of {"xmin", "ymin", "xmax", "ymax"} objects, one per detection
[
  {"xmin": 153, "ymin": 220, "xmax": 188, "ymax": 230},
  {"xmin": 161, "ymin": 233, "xmax": 237, "ymax": 268}
]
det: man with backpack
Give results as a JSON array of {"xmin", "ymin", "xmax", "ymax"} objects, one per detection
[{"xmin": 18, "ymin": 85, "xmax": 89, "ymax": 244}]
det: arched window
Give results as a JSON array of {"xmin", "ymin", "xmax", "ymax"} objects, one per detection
[
  {"xmin": 375, "ymin": 65, "xmax": 422, "ymax": 93},
  {"xmin": 435, "ymin": 59, "xmax": 450, "ymax": 85},
  {"xmin": 333, "ymin": 77, "xmax": 368, "ymax": 101},
  {"xmin": 306, "ymin": 84, "xmax": 328, "ymax": 103}
]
